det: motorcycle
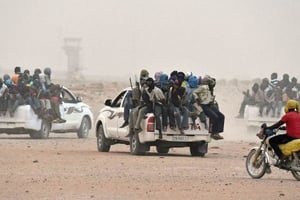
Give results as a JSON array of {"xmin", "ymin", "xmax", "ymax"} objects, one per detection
[{"xmin": 245, "ymin": 126, "xmax": 300, "ymax": 181}]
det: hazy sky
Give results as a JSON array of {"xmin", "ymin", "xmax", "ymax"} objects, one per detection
[{"xmin": 0, "ymin": 0, "xmax": 300, "ymax": 80}]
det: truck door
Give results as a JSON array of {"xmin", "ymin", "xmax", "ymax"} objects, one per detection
[
  {"xmin": 60, "ymin": 88, "xmax": 82, "ymax": 130},
  {"xmin": 105, "ymin": 90, "xmax": 128, "ymax": 138},
  {"xmin": 116, "ymin": 90, "xmax": 132, "ymax": 138}
]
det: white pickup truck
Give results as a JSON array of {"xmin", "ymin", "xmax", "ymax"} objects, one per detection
[
  {"xmin": 95, "ymin": 87, "xmax": 211, "ymax": 156},
  {"xmin": 0, "ymin": 86, "xmax": 94, "ymax": 139}
]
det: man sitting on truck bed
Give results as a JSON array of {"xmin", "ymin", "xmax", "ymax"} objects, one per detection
[
  {"xmin": 169, "ymin": 78, "xmax": 188, "ymax": 135},
  {"xmin": 193, "ymin": 75, "xmax": 225, "ymax": 140},
  {"xmin": 145, "ymin": 77, "xmax": 166, "ymax": 139}
]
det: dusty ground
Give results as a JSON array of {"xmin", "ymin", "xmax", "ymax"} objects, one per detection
[{"xmin": 1, "ymin": 79, "xmax": 300, "ymax": 200}]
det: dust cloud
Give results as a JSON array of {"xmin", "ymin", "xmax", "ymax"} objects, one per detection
[
  {"xmin": 0, "ymin": 1, "xmax": 298, "ymax": 143},
  {"xmin": 0, "ymin": 1, "xmax": 300, "ymax": 81}
]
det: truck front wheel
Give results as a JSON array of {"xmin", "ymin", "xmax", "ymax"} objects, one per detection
[{"xmin": 77, "ymin": 116, "xmax": 90, "ymax": 138}]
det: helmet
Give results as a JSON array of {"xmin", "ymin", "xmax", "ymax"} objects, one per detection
[
  {"xmin": 44, "ymin": 67, "xmax": 51, "ymax": 76},
  {"xmin": 284, "ymin": 99, "xmax": 300, "ymax": 113}
]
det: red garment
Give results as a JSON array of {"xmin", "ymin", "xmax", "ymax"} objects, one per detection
[
  {"xmin": 51, "ymin": 96, "xmax": 59, "ymax": 103},
  {"xmin": 281, "ymin": 111, "xmax": 300, "ymax": 138}
]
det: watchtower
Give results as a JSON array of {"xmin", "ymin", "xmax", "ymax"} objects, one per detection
[{"xmin": 62, "ymin": 38, "xmax": 82, "ymax": 76}]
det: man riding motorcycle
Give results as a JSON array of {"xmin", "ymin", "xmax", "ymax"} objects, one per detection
[{"xmin": 262, "ymin": 99, "xmax": 300, "ymax": 166}]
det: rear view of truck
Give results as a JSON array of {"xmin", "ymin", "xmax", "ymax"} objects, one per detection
[
  {"xmin": 0, "ymin": 105, "xmax": 50, "ymax": 138},
  {"xmin": 129, "ymin": 113, "xmax": 211, "ymax": 156}
]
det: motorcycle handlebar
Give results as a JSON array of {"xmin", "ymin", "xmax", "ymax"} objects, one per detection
[{"xmin": 257, "ymin": 125, "xmax": 279, "ymax": 139}]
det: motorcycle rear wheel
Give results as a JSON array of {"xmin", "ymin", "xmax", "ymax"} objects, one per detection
[{"xmin": 246, "ymin": 149, "xmax": 267, "ymax": 179}]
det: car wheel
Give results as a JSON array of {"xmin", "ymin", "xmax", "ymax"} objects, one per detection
[
  {"xmin": 30, "ymin": 119, "xmax": 50, "ymax": 139},
  {"xmin": 97, "ymin": 124, "xmax": 110, "ymax": 152},
  {"xmin": 77, "ymin": 116, "xmax": 90, "ymax": 138}
]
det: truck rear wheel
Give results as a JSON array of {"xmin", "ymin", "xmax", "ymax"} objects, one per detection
[
  {"xmin": 77, "ymin": 116, "xmax": 90, "ymax": 138},
  {"xmin": 30, "ymin": 120, "xmax": 50, "ymax": 139},
  {"xmin": 130, "ymin": 132, "xmax": 146, "ymax": 155},
  {"xmin": 190, "ymin": 142, "xmax": 208, "ymax": 157}
]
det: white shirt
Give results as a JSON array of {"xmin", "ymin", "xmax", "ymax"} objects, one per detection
[
  {"xmin": 0, "ymin": 84, "xmax": 8, "ymax": 97},
  {"xmin": 147, "ymin": 86, "xmax": 165, "ymax": 103}
]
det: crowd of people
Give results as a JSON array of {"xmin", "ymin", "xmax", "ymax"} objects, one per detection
[
  {"xmin": 236, "ymin": 72, "xmax": 300, "ymax": 118},
  {"xmin": 0, "ymin": 66, "xmax": 66, "ymax": 123},
  {"xmin": 122, "ymin": 69, "xmax": 225, "ymax": 140}
]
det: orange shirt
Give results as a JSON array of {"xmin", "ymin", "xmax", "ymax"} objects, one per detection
[{"xmin": 11, "ymin": 74, "xmax": 19, "ymax": 85}]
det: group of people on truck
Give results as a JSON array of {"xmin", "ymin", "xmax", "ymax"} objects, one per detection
[
  {"xmin": 122, "ymin": 69, "xmax": 225, "ymax": 140},
  {"xmin": 236, "ymin": 72, "xmax": 300, "ymax": 118},
  {"xmin": 0, "ymin": 66, "xmax": 66, "ymax": 123}
]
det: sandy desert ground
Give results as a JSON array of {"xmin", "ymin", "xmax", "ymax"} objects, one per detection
[{"xmin": 1, "ymin": 78, "xmax": 300, "ymax": 200}]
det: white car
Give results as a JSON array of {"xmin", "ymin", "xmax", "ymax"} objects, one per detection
[
  {"xmin": 95, "ymin": 87, "xmax": 211, "ymax": 156},
  {"xmin": 0, "ymin": 86, "xmax": 94, "ymax": 139}
]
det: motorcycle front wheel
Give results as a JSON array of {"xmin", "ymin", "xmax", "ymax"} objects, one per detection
[
  {"xmin": 291, "ymin": 171, "xmax": 300, "ymax": 181},
  {"xmin": 246, "ymin": 149, "xmax": 267, "ymax": 179}
]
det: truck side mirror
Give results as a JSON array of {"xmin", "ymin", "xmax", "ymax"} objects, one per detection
[
  {"xmin": 76, "ymin": 97, "xmax": 82, "ymax": 102},
  {"xmin": 105, "ymin": 99, "xmax": 112, "ymax": 106}
]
